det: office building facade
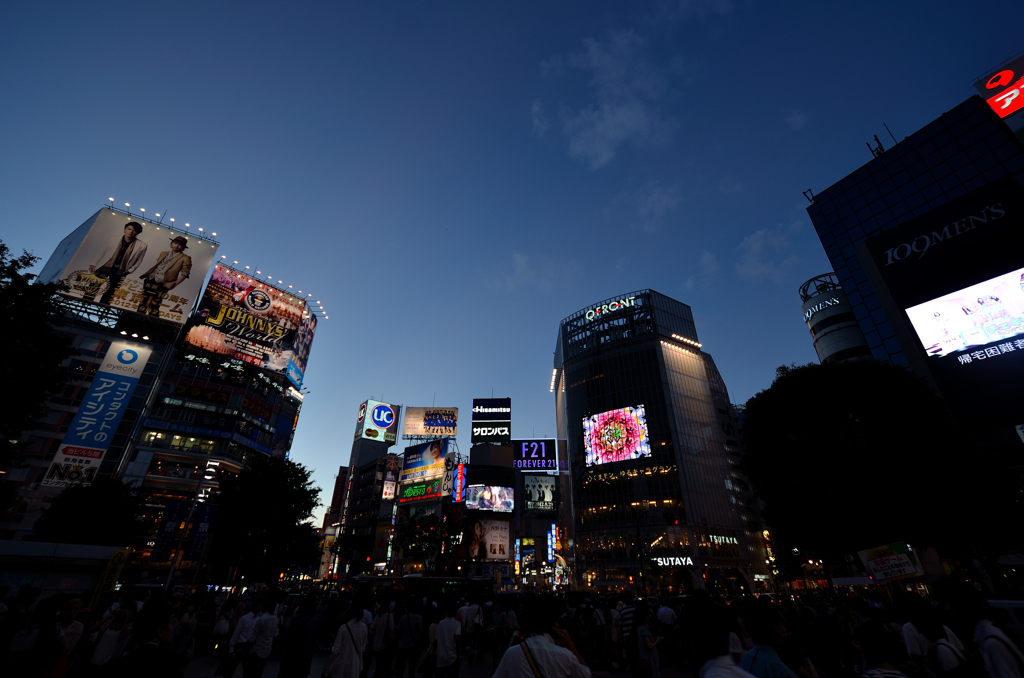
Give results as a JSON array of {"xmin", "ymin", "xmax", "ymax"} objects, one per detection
[{"xmin": 554, "ymin": 290, "xmax": 767, "ymax": 593}]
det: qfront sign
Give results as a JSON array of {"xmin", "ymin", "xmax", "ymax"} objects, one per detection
[{"xmin": 585, "ymin": 296, "xmax": 637, "ymax": 322}]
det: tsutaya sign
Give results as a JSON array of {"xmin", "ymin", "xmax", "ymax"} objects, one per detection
[
  {"xmin": 585, "ymin": 296, "xmax": 637, "ymax": 322},
  {"xmin": 654, "ymin": 556, "xmax": 694, "ymax": 566}
]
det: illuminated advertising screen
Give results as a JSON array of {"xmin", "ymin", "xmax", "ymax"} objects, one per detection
[
  {"xmin": 286, "ymin": 311, "xmax": 317, "ymax": 389},
  {"xmin": 583, "ymin": 405, "xmax": 651, "ymax": 466},
  {"xmin": 453, "ymin": 464, "xmax": 467, "ymax": 501},
  {"xmin": 402, "ymin": 407, "xmax": 458, "ymax": 436},
  {"xmin": 905, "ymin": 266, "xmax": 1024, "ymax": 358},
  {"xmin": 468, "ymin": 520, "xmax": 510, "ymax": 561},
  {"xmin": 40, "ymin": 208, "xmax": 219, "ymax": 325},
  {"xmin": 512, "ymin": 439, "xmax": 557, "ymax": 470},
  {"xmin": 185, "ymin": 264, "xmax": 313, "ymax": 380},
  {"xmin": 471, "ymin": 398, "xmax": 511, "ymax": 444},
  {"xmin": 400, "ymin": 439, "xmax": 447, "ymax": 483},
  {"xmin": 353, "ymin": 400, "xmax": 402, "ymax": 444},
  {"xmin": 465, "ymin": 485, "xmax": 514, "ymax": 512},
  {"xmin": 398, "ymin": 478, "xmax": 442, "ymax": 503},
  {"xmin": 523, "ymin": 475, "xmax": 556, "ymax": 512}
]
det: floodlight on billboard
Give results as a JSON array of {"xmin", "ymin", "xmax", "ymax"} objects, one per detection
[
  {"xmin": 583, "ymin": 405, "xmax": 651, "ymax": 466},
  {"xmin": 354, "ymin": 400, "xmax": 402, "ymax": 444},
  {"xmin": 39, "ymin": 208, "xmax": 219, "ymax": 325},
  {"xmin": 402, "ymin": 407, "xmax": 458, "ymax": 436},
  {"xmin": 184, "ymin": 263, "xmax": 316, "ymax": 387}
]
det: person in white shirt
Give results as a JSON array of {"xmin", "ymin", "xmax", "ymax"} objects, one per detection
[
  {"xmin": 223, "ymin": 601, "xmax": 263, "ymax": 678},
  {"xmin": 244, "ymin": 600, "xmax": 280, "ymax": 678},
  {"xmin": 657, "ymin": 603, "xmax": 677, "ymax": 628},
  {"xmin": 493, "ymin": 597, "xmax": 590, "ymax": 678},
  {"xmin": 686, "ymin": 598, "xmax": 757, "ymax": 678},
  {"xmin": 435, "ymin": 605, "xmax": 463, "ymax": 678},
  {"xmin": 947, "ymin": 583, "xmax": 1024, "ymax": 678},
  {"xmin": 324, "ymin": 608, "xmax": 369, "ymax": 678}
]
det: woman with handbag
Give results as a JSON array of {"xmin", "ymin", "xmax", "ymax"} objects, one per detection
[{"xmin": 323, "ymin": 608, "xmax": 368, "ymax": 678}]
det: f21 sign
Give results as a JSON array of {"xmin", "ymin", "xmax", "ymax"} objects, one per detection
[{"xmin": 513, "ymin": 439, "xmax": 557, "ymax": 470}]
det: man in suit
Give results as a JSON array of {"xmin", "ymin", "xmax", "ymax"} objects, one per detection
[
  {"xmin": 86, "ymin": 221, "xmax": 148, "ymax": 304},
  {"xmin": 137, "ymin": 236, "xmax": 192, "ymax": 317}
]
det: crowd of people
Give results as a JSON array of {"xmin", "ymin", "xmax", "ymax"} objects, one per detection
[{"xmin": 0, "ymin": 578, "xmax": 1022, "ymax": 678}]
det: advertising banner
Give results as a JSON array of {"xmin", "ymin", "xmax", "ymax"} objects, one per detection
[
  {"xmin": 441, "ymin": 452, "xmax": 456, "ymax": 496},
  {"xmin": 524, "ymin": 475, "xmax": 557, "ymax": 511},
  {"xmin": 471, "ymin": 422, "xmax": 511, "ymax": 445},
  {"xmin": 42, "ymin": 341, "xmax": 154, "ymax": 489},
  {"xmin": 858, "ymin": 543, "xmax": 919, "ymax": 583},
  {"xmin": 583, "ymin": 406, "xmax": 651, "ymax": 466},
  {"xmin": 453, "ymin": 464, "xmax": 466, "ymax": 501},
  {"xmin": 185, "ymin": 264, "xmax": 314, "ymax": 383},
  {"xmin": 398, "ymin": 478, "xmax": 443, "ymax": 503},
  {"xmin": 286, "ymin": 312, "xmax": 317, "ymax": 389},
  {"xmin": 512, "ymin": 439, "xmax": 558, "ymax": 471},
  {"xmin": 382, "ymin": 467, "xmax": 399, "ymax": 501},
  {"xmin": 400, "ymin": 439, "xmax": 447, "ymax": 483},
  {"xmin": 150, "ymin": 499, "xmax": 190, "ymax": 562},
  {"xmin": 43, "ymin": 208, "xmax": 218, "ymax": 325},
  {"xmin": 402, "ymin": 407, "xmax": 458, "ymax": 437},
  {"xmin": 465, "ymin": 485, "xmax": 514, "ymax": 512},
  {"xmin": 471, "ymin": 398, "xmax": 512, "ymax": 420},
  {"xmin": 974, "ymin": 54, "xmax": 1024, "ymax": 139},
  {"xmin": 468, "ymin": 520, "xmax": 510, "ymax": 561},
  {"xmin": 186, "ymin": 503, "xmax": 218, "ymax": 560},
  {"xmin": 354, "ymin": 400, "xmax": 402, "ymax": 444}
]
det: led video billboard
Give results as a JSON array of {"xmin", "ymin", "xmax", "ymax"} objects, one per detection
[
  {"xmin": 41, "ymin": 208, "xmax": 218, "ymax": 325},
  {"xmin": 523, "ymin": 475, "xmax": 556, "ymax": 511},
  {"xmin": 402, "ymin": 407, "xmax": 458, "ymax": 436},
  {"xmin": 905, "ymin": 266, "xmax": 1024, "ymax": 358},
  {"xmin": 465, "ymin": 485, "xmax": 514, "ymax": 512},
  {"xmin": 185, "ymin": 264, "xmax": 316, "ymax": 384},
  {"xmin": 400, "ymin": 439, "xmax": 447, "ymax": 483},
  {"xmin": 583, "ymin": 405, "xmax": 651, "ymax": 466}
]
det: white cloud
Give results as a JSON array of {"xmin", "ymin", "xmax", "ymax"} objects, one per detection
[
  {"xmin": 613, "ymin": 181, "xmax": 684, "ymax": 233},
  {"xmin": 735, "ymin": 223, "xmax": 802, "ymax": 284},
  {"xmin": 718, "ymin": 175, "xmax": 743, "ymax": 194},
  {"xmin": 684, "ymin": 250, "xmax": 719, "ymax": 289},
  {"xmin": 553, "ymin": 30, "xmax": 675, "ymax": 169},
  {"xmin": 531, "ymin": 100, "xmax": 548, "ymax": 137},
  {"xmin": 786, "ymin": 109, "xmax": 808, "ymax": 131},
  {"xmin": 490, "ymin": 252, "xmax": 581, "ymax": 294}
]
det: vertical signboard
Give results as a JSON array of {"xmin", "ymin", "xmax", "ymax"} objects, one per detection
[
  {"xmin": 150, "ymin": 499, "xmax": 190, "ymax": 562},
  {"xmin": 186, "ymin": 504, "xmax": 218, "ymax": 560},
  {"xmin": 42, "ymin": 341, "xmax": 154, "ymax": 488},
  {"xmin": 471, "ymin": 398, "xmax": 512, "ymax": 444},
  {"xmin": 441, "ymin": 452, "xmax": 456, "ymax": 497},
  {"xmin": 453, "ymin": 464, "xmax": 466, "ymax": 501}
]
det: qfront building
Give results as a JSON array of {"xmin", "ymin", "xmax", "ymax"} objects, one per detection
[{"xmin": 554, "ymin": 290, "xmax": 768, "ymax": 593}]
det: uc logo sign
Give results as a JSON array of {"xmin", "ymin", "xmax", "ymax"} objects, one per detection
[
  {"xmin": 370, "ymin": 404, "xmax": 395, "ymax": 429},
  {"xmin": 117, "ymin": 349, "xmax": 139, "ymax": 364}
]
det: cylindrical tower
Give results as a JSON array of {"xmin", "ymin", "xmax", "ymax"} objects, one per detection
[{"xmin": 799, "ymin": 273, "xmax": 872, "ymax": 363}]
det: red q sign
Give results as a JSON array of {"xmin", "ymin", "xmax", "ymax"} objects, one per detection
[{"xmin": 987, "ymin": 69, "xmax": 1015, "ymax": 90}]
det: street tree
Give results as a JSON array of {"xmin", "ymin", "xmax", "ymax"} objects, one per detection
[
  {"xmin": 207, "ymin": 455, "xmax": 321, "ymax": 585},
  {"xmin": 742, "ymin": 360, "xmax": 1006, "ymax": 561},
  {"xmin": 33, "ymin": 478, "xmax": 146, "ymax": 546},
  {"xmin": 0, "ymin": 242, "xmax": 75, "ymax": 511}
]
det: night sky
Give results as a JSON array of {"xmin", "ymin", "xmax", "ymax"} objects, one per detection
[{"xmin": 3, "ymin": 2, "xmax": 1021, "ymax": 522}]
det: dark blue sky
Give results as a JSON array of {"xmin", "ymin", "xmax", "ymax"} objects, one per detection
[{"xmin": 3, "ymin": 1, "xmax": 1021, "ymax": 521}]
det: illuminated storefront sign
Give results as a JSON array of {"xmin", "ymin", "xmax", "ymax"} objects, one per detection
[
  {"xmin": 585, "ymin": 296, "xmax": 637, "ymax": 322},
  {"xmin": 803, "ymin": 296, "xmax": 840, "ymax": 320},
  {"xmin": 398, "ymin": 478, "xmax": 442, "ymax": 503},
  {"xmin": 654, "ymin": 556, "xmax": 694, "ymax": 566},
  {"xmin": 708, "ymin": 535, "xmax": 738, "ymax": 545}
]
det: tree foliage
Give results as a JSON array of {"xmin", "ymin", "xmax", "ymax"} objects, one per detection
[
  {"xmin": 742, "ymin": 360, "xmax": 1006, "ymax": 559},
  {"xmin": 32, "ymin": 478, "xmax": 146, "ymax": 546},
  {"xmin": 0, "ymin": 242, "xmax": 75, "ymax": 510},
  {"xmin": 207, "ymin": 455, "xmax": 322, "ymax": 584}
]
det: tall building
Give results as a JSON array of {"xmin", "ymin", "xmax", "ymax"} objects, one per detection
[
  {"xmin": 806, "ymin": 95, "xmax": 1024, "ymax": 427},
  {"xmin": 553, "ymin": 290, "xmax": 767, "ymax": 593}
]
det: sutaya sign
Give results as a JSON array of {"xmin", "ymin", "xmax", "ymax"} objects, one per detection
[
  {"xmin": 585, "ymin": 296, "xmax": 637, "ymax": 322},
  {"xmin": 654, "ymin": 556, "xmax": 694, "ymax": 566}
]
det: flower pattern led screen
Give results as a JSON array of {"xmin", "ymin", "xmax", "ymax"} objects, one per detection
[{"xmin": 583, "ymin": 405, "xmax": 651, "ymax": 466}]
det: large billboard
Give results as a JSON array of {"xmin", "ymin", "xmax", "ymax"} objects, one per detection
[
  {"xmin": 465, "ymin": 485, "xmax": 514, "ymax": 512},
  {"xmin": 353, "ymin": 400, "xmax": 402, "ymax": 444},
  {"xmin": 185, "ymin": 264, "xmax": 316, "ymax": 387},
  {"xmin": 583, "ymin": 405, "xmax": 651, "ymax": 466},
  {"xmin": 402, "ymin": 407, "xmax": 458, "ymax": 437},
  {"xmin": 860, "ymin": 177, "xmax": 1024, "ymax": 425},
  {"xmin": 523, "ymin": 474, "xmax": 557, "ymax": 512},
  {"xmin": 41, "ymin": 208, "xmax": 219, "ymax": 325},
  {"xmin": 468, "ymin": 519, "xmax": 510, "ymax": 561},
  {"xmin": 974, "ymin": 53, "xmax": 1024, "ymax": 140},
  {"xmin": 400, "ymin": 439, "xmax": 447, "ymax": 483},
  {"xmin": 512, "ymin": 439, "xmax": 558, "ymax": 470},
  {"xmin": 471, "ymin": 398, "xmax": 511, "ymax": 444},
  {"xmin": 42, "ymin": 341, "xmax": 154, "ymax": 488}
]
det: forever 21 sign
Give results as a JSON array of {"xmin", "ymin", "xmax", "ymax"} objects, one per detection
[{"xmin": 513, "ymin": 439, "xmax": 558, "ymax": 470}]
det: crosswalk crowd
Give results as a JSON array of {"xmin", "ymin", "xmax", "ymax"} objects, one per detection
[{"xmin": 1, "ymin": 577, "xmax": 1022, "ymax": 678}]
